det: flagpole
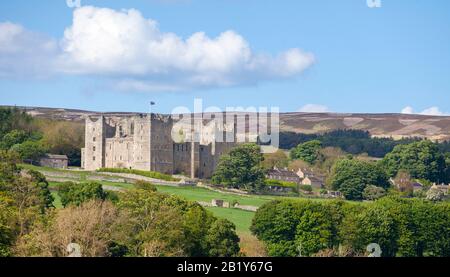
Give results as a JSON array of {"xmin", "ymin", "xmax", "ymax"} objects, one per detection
[{"xmin": 150, "ymin": 101, "xmax": 155, "ymax": 118}]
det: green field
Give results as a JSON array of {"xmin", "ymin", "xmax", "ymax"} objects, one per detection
[
  {"xmin": 154, "ymin": 185, "xmax": 274, "ymax": 207},
  {"xmin": 206, "ymin": 207, "xmax": 255, "ymax": 234}
]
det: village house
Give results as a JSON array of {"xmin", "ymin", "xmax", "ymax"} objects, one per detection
[
  {"xmin": 301, "ymin": 175, "xmax": 325, "ymax": 189},
  {"xmin": 431, "ymin": 184, "xmax": 449, "ymax": 195},
  {"xmin": 39, "ymin": 154, "xmax": 69, "ymax": 169},
  {"xmin": 266, "ymin": 167, "xmax": 302, "ymax": 184}
]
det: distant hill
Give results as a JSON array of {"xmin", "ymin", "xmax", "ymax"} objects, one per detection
[{"xmin": 3, "ymin": 105, "xmax": 450, "ymax": 141}]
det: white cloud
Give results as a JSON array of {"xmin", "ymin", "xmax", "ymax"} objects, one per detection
[
  {"xmin": 0, "ymin": 22, "xmax": 58, "ymax": 78},
  {"xmin": 401, "ymin": 106, "xmax": 448, "ymax": 116},
  {"xmin": 298, "ymin": 104, "xmax": 331, "ymax": 113},
  {"xmin": 420, "ymin": 107, "xmax": 447, "ymax": 116},
  {"xmin": 401, "ymin": 106, "xmax": 414, "ymax": 114},
  {"xmin": 0, "ymin": 6, "xmax": 315, "ymax": 91}
]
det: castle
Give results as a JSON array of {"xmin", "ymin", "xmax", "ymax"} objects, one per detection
[{"xmin": 81, "ymin": 113, "xmax": 237, "ymax": 179}]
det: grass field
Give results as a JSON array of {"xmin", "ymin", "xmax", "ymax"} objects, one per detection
[
  {"xmin": 154, "ymin": 185, "xmax": 274, "ymax": 207},
  {"xmin": 206, "ymin": 207, "xmax": 255, "ymax": 234}
]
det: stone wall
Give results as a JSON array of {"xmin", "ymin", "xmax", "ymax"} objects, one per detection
[{"xmin": 39, "ymin": 157, "xmax": 68, "ymax": 169}]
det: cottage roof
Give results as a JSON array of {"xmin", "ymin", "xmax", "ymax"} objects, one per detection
[
  {"xmin": 306, "ymin": 175, "xmax": 324, "ymax": 184},
  {"xmin": 267, "ymin": 168, "xmax": 299, "ymax": 178},
  {"xmin": 43, "ymin": 154, "xmax": 69, "ymax": 160}
]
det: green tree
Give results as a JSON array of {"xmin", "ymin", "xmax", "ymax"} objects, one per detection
[
  {"xmin": 0, "ymin": 130, "xmax": 29, "ymax": 150},
  {"xmin": 24, "ymin": 170, "xmax": 54, "ymax": 210},
  {"xmin": 10, "ymin": 140, "xmax": 47, "ymax": 163},
  {"xmin": 295, "ymin": 209, "xmax": 334, "ymax": 256},
  {"xmin": 250, "ymin": 200, "xmax": 300, "ymax": 256},
  {"xmin": 0, "ymin": 198, "xmax": 15, "ymax": 257},
  {"xmin": 262, "ymin": 150, "xmax": 289, "ymax": 170},
  {"xmin": 183, "ymin": 205, "xmax": 215, "ymax": 256},
  {"xmin": 290, "ymin": 140, "xmax": 322, "ymax": 164},
  {"xmin": 328, "ymin": 158, "xmax": 390, "ymax": 200},
  {"xmin": 58, "ymin": 182, "xmax": 108, "ymax": 207},
  {"xmin": 206, "ymin": 219, "xmax": 240, "ymax": 257},
  {"xmin": 362, "ymin": 185, "xmax": 387, "ymax": 201},
  {"xmin": 0, "ymin": 107, "xmax": 35, "ymax": 140},
  {"xmin": 381, "ymin": 140, "xmax": 447, "ymax": 183},
  {"xmin": 212, "ymin": 143, "xmax": 265, "ymax": 192}
]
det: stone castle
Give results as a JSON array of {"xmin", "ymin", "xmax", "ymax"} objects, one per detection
[{"xmin": 81, "ymin": 113, "xmax": 238, "ymax": 179}]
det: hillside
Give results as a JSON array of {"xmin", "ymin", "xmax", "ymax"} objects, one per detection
[{"xmin": 3, "ymin": 105, "xmax": 450, "ymax": 141}]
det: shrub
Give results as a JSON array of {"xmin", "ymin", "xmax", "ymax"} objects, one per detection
[
  {"xmin": 58, "ymin": 182, "xmax": 108, "ymax": 207},
  {"xmin": 134, "ymin": 180, "xmax": 157, "ymax": 191},
  {"xmin": 362, "ymin": 185, "xmax": 387, "ymax": 201},
  {"xmin": 299, "ymin": 185, "xmax": 313, "ymax": 192}
]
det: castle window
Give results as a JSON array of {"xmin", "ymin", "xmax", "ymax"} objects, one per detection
[
  {"xmin": 93, "ymin": 128, "xmax": 96, "ymax": 131},
  {"xmin": 93, "ymin": 156, "xmax": 96, "ymax": 161},
  {"xmin": 120, "ymin": 156, "xmax": 122, "ymax": 160},
  {"xmin": 93, "ymin": 146, "xmax": 96, "ymax": 152},
  {"xmin": 93, "ymin": 137, "xmax": 96, "ymax": 142}
]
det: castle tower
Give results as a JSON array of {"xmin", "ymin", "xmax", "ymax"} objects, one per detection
[{"xmin": 83, "ymin": 116, "xmax": 107, "ymax": 170}]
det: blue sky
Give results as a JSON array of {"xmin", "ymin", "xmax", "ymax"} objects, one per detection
[{"xmin": 0, "ymin": 0, "xmax": 449, "ymax": 115}]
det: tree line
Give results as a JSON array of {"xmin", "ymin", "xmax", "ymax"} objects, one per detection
[
  {"xmin": 0, "ymin": 151, "xmax": 240, "ymax": 257},
  {"xmin": 0, "ymin": 107, "xmax": 84, "ymax": 166},
  {"xmin": 251, "ymin": 197, "xmax": 450, "ymax": 257},
  {"xmin": 280, "ymin": 130, "xmax": 424, "ymax": 158}
]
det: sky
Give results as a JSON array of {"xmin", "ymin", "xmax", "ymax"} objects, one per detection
[{"xmin": 0, "ymin": 0, "xmax": 449, "ymax": 115}]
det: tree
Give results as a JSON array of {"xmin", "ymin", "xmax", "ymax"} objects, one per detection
[
  {"xmin": 36, "ymin": 119, "xmax": 84, "ymax": 166},
  {"xmin": 262, "ymin": 150, "xmax": 289, "ymax": 170},
  {"xmin": 212, "ymin": 143, "xmax": 265, "ymax": 192},
  {"xmin": 290, "ymin": 140, "xmax": 322, "ymax": 164},
  {"xmin": 206, "ymin": 219, "xmax": 240, "ymax": 257},
  {"xmin": 10, "ymin": 140, "xmax": 47, "ymax": 163},
  {"xmin": 0, "ymin": 107, "xmax": 35, "ymax": 140},
  {"xmin": 58, "ymin": 182, "xmax": 108, "ymax": 207},
  {"xmin": 0, "ymin": 197, "xmax": 15, "ymax": 257},
  {"xmin": 295, "ymin": 209, "xmax": 334, "ymax": 256},
  {"xmin": 183, "ymin": 205, "xmax": 215, "ymax": 256},
  {"xmin": 362, "ymin": 185, "xmax": 386, "ymax": 201},
  {"xmin": 0, "ymin": 130, "xmax": 29, "ymax": 150},
  {"xmin": 328, "ymin": 158, "xmax": 390, "ymax": 200},
  {"xmin": 23, "ymin": 170, "xmax": 54, "ymax": 210},
  {"xmin": 14, "ymin": 200, "xmax": 121, "ymax": 257},
  {"xmin": 381, "ymin": 140, "xmax": 447, "ymax": 183}
]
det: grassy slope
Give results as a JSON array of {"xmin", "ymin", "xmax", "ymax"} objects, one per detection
[{"xmin": 206, "ymin": 207, "xmax": 255, "ymax": 234}]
